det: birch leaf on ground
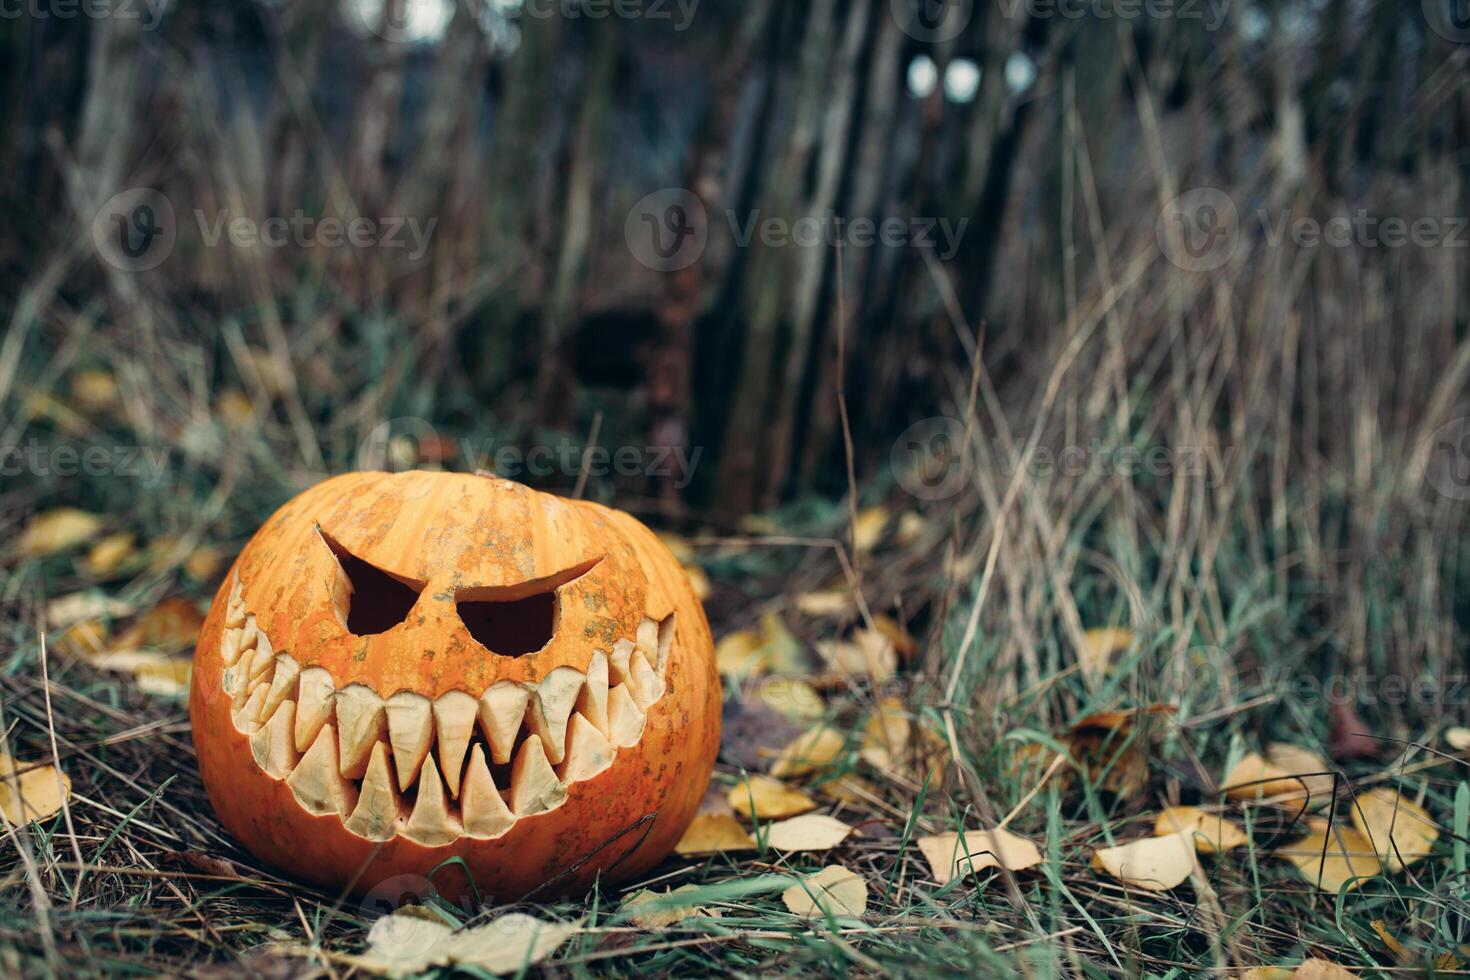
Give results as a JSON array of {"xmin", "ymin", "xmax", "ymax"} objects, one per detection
[
  {"xmin": 1077, "ymin": 627, "xmax": 1133, "ymax": 685},
  {"xmin": 1091, "ymin": 831, "xmax": 1199, "ymax": 891},
  {"xmin": 727, "ymin": 775, "xmax": 817, "ymax": 821},
  {"xmin": 443, "ymin": 913, "xmax": 580, "ymax": 974},
  {"xmin": 765, "ymin": 813, "xmax": 853, "ymax": 852},
  {"xmin": 782, "ymin": 865, "xmax": 867, "ymax": 919},
  {"xmin": 620, "ymin": 885, "xmax": 715, "ymax": 928},
  {"xmin": 1223, "ymin": 752, "xmax": 1306, "ymax": 801},
  {"xmin": 1277, "ymin": 824, "xmax": 1381, "ymax": 892},
  {"xmin": 0, "ymin": 755, "xmax": 72, "ymax": 824},
  {"xmin": 19, "ymin": 509, "xmax": 103, "ymax": 557},
  {"xmin": 917, "ymin": 828, "xmax": 1043, "ymax": 884},
  {"xmin": 1153, "ymin": 806, "xmax": 1249, "ymax": 854},
  {"xmin": 1289, "ymin": 958, "xmax": 1359, "ymax": 978},
  {"xmin": 359, "ymin": 913, "xmax": 453, "ymax": 977},
  {"xmin": 674, "ymin": 813, "xmax": 757, "ymax": 856},
  {"xmin": 769, "ymin": 725, "xmax": 845, "ymax": 778},
  {"xmin": 85, "ymin": 532, "xmax": 137, "ymax": 576},
  {"xmin": 1445, "ymin": 727, "xmax": 1470, "ymax": 752},
  {"xmin": 1266, "ymin": 742, "xmax": 1336, "ymax": 802},
  {"xmin": 1349, "ymin": 787, "xmax": 1438, "ymax": 872},
  {"xmin": 751, "ymin": 677, "xmax": 825, "ymax": 723}
]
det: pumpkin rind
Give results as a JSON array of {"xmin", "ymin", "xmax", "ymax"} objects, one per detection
[{"xmin": 190, "ymin": 471, "xmax": 719, "ymax": 899}]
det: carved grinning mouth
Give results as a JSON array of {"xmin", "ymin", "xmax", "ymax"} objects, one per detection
[{"xmin": 217, "ymin": 571, "xmax": 673, "ymax": 846}]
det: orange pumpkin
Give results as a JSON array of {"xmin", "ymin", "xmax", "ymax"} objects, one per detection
[{"xmin": 189, "ymin": 471, "xmax": 719, "ymax": 899}]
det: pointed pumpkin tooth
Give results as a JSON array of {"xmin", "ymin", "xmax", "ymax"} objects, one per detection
[
  {"xmin": 655, "ymin": 614, "xmax": 675, "ymax": 671},
  {"xmin": 559, "ymin": 713, "xmax": 613, "ymax": 784},
  {"xmin": 510, "ymin": 735, "xmax": 566, "ymax": 815},
  {"xmin": 250, "ymin": 699, "xmax": 300, "ymax": 778},
  {"xmin": 576, "ymin": 651, "xmax": 610, "ymax": 738},
  {"xmin": 287, "ymin": 724, "xmax": 358, "ymax": 816},
  {"xmin": 607, "ymin": 685, "xmax": 646, "ymax": 748},
  {"xmin": 246, "ymin": 631, "xmax": 276, "ymax": 679},
  {"xmin": 402, "ymin": 755, "xmax": 462, "ymax": 846},
  {"xmin": 461, "ymin": 744, "xmax": 515, "ymax": 839},
  {"xmin": 528, "ymin": 667, "xmax": 583, "ymax": 765},
  {"xmin": 385, "ymin": 692, "xmax": 434, "ymax": 790},
  {"xmin": 240, "ymin": 615, "xmax": 259, "ymax": 652},
  {"xmin": 222, "ymin": 662, "xmax": 250, "ymax": 701},
  {"xmin": 628, "ymin": 652, "xmax": 664, "ymax": 709},
  {"xmin": 345, "ymin": 742, "xmax": 404, "ymax": 841},
  {"xmin": 478, "ymin": 683, "xmax": 530, "ymax": 765},
  {"xmin": 609, "ymin": 639, "xmax": 636, "ymax": 686},
  {"xmin": 636, "ymin": 618, "xmax": 658, "ymax": 662},
  {"xmin": 434, "ymin": 691, "xmax": 478, "ymax": 797},
  {"xmin": 220, "ymin": 627, "xmax": 244, "ymax": 667},
  {"xmin": 225, "ymin": 599, "xmax": 246, "ymax": 629},
  {"xmin": 295, "ymin": 668, "xmax": 335, "ymax": 753},
  {"xmin": 262, "ymin": 654, "xmax": 300, "ymax": 719},
  {"xmin": 233, "ymin": 682, "xmax": 271, "ymax": 734},
  {"xmin": 335, "ymin": 685, "xmax": 386, "ymax": 779}
]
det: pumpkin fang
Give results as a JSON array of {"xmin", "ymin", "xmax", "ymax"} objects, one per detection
[{"xmin": 218, "ymin": 570, "xmax": 675, "ymax": 847}]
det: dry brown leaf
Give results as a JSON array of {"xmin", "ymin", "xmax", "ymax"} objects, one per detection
[
  {"xmin": 184, "ymin": 546, "xmax": 224, "ymax": 582},
  {"xmin": 0, "ymin": 755, "xmax": 72, "ymax": 825},
  {"xmin": 1077, "ymin": 627, "xmax": 1133, "ymax": 685},
  {"xmin": 133, "ymin": 658, "xmax": 192, "ymax": 698},
  {"xmin": 1266, "ymin": 742, "xmax": 1336, "ymax": 802},
  {"xmin": 1350, "ymin": 787, "xmax": 1438, "ymax": 872},
  {"xmin": 871, "ymin": 614, "xmax": 917, "ymax": 660},
  {"xmin": 1064, "ymin": 707, "xmax": 1173, "ymax": 799},
  {"xmin": 1153, "ymin": 806, "xmax": 1249, "ymax": 854},
  {"xmin": 19, "ymin": 509, "xmax": 104, "ymax": 558},
  {"xmin": 112, "ymin": 597, "xmax": 206, "ymax": 654},
  {"xmin": 781, "ymin": 865, "xmax": 867, "ymax": 919},
  {"xmin": 85, "ymin": 532, "xmax": 137, "ymax": 577},
  {"xmin": 1277, "ymin": 824, "xmax": 1382, "ymax": 892},
  {"xmin": 674, "ymin": 813, "xmax": 757, "ymax": 856},
  {"xmin": 727, "ymin": 775, "xmax": 816, "ymax": 821},
  {"xmin": 71, "ymin": 370, "xmax": 120, "ymax": 413},
  {"xmin": 817, "ymin": 774, "xmax": 880, "ymax": 805},
  {"xmin": 1445, "ymin": 727, "xmax": 1470, "ymax": 752},
  {"xmin": 1091, "ymin": 831, "xmax": 1199, "ymax": 891},
  {"xmin": 860, "ymin": 702, "xmax": 949, "ymax": 786},
  {"xmin": 1223, "ymin": 752, "xmax": 1307, "ymax": 801},
  {"xmin": 851, "ymin": 506, "xmax": 888, "ymax": 553},
  {"xmin": 917, "ymin": 828, "xmax": 1043, "ymax": 884},
  {"xmin": 1369, "ymin": 919, "xmax": 1407, "ymax": 958},
  {"xmin": 1239, "ymin": 969, "xmax": 1295, "ymax": 980},
  {"xmin": 620, "ymin": 885, "xmax": 714, "ymax": 928},
  {"xmin": 765, "ymin": 813, "xmax": 852, "ymax": 852},
  {"xmin": 769, "ymin": 726, "xmax": 845, "ymax": 779}
]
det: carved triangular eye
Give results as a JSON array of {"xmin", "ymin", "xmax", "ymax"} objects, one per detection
[
  {"xmin": 319, "ymin": 529, "xmax": 424, "ymax": 635},
  {"xmin": 454, "ymin": 558, "xmax": 602, "ymax": 656}
]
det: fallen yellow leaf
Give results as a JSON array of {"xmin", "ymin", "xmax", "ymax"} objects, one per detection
[
  {"xmin": 769, "ymin": 726, "xmax": 845, "ymax": 779},
  {"xmin": 793, "ymin": 590, "xmax": 852, "ymax": 617},
  {"xmin": 0, "ymin": 755, "xmax": 71, "ymax": 825},
  {"xmin": 851, "ymin": 506, "xmax": 888, "ymax": 553},
  {"xmin": 816, "ymin": 627, "xmax": 895, "ymax": 683},
  {"xmin": 1290, "ymin": 958, "xmax": 1358, "ymax": 978},
  {"xmin": 674, "ymin": 813, "xmax": 757, "ymax": 856},
  {"xmin": 1350, "ymin": 787, "xmax": 1437, "ymax": 872},
  {"xmin": 620, "ymin": 885, "xmax": 714, "ymax": 928},
  {"xmin": 1077, "ymin": 627, "xmax": 1133, "ymax": 685},
  {"xmin": 19, "ymin": 509, "xmax": 103, "ymax": 558},
  {"xmin": 85, "ymin": 532, "xmax": 136, "ymax": 576},
  {"xmin": 765, "ymin": 813, "xmax": 853, "ymax": 852},
  {"xmin": 781, "ymin": 865, "xmax": 867, "ymax": 919},
  {"xmin": 917, "ymin": 828, "xmax": 1043, "ymax": 884},
  {"xmin": 750, "ymin": 677, "xmax": 825, "ymax": 723},
  {"xmin": 1445, "ymin": 727, "xmax": 1470, "ymax": 752},
  {"xmin": 1223, "ymin": 752, "xmax": 1306, "ymax": 801},
  {"xmin": 1153, "ymin": 806, "xmax": 1248, "ymax": 854},
  {"xmin": 727, "ymin": 775, "xmax": 816, "ymax": 821},
  {"xmin": 1277, "ymin": 824, "xmax": 1381, "ymax": 892},
  {"xmin": 1266, "ymin": 742, "xmax": 1336, "ymax": 803},
  {"xmin": 1091, "ymin": 831, "xmax": 1199, "ymax": 891}
]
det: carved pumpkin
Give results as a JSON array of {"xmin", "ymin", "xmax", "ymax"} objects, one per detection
[{"xmin": 189, "ymin": 471, "xmax": 719, "ymax": 898}]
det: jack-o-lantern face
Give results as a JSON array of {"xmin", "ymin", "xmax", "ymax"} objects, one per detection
[{"xmin": 190, "ymin": 471, "xmax": 719, "ymax": 899}]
